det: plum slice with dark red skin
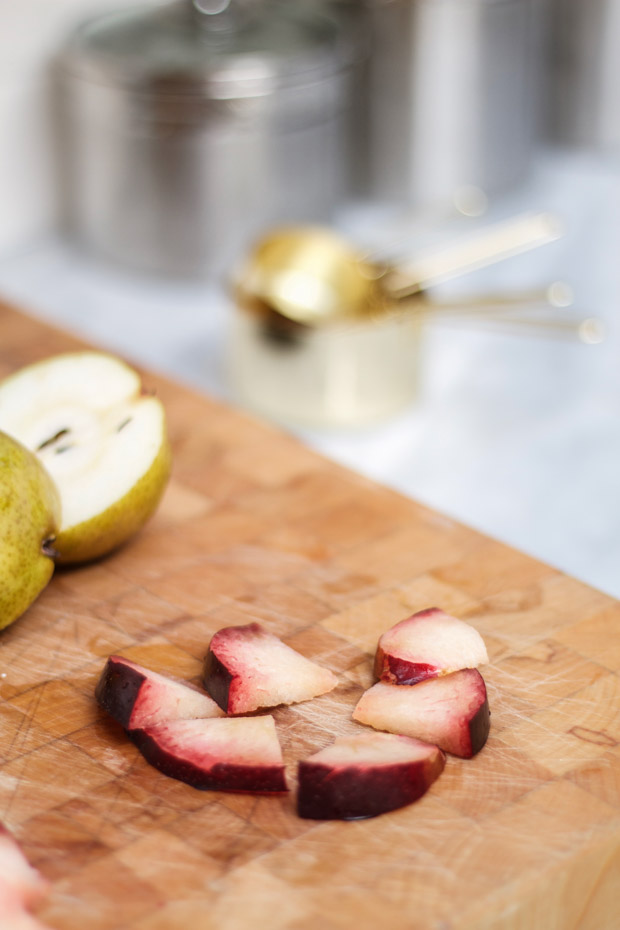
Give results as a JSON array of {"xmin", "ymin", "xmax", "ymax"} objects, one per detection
[
  {"xmin": 203, "ymin": 622, "xmax": 338, "ymax": 714},
  {"xmin": 353, "ymin": 669, "xmax": 490, "ymax": 758},
  {"xmin": 297, "ymin": 732, "xmax": 445, "ymax": 821},
  {"xmin": 130, "ymin": 716, "xmax": 288, "ymax": 794},
  {"xmin": 374, "ymin": 607, "xmax": 489, "ymax": 686},
  {"xmin": 95, "ymin": 655, "xmax": 224, "ymax": 731}
]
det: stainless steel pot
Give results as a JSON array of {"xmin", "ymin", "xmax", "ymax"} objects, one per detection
[
  {"xmin": 547, "ymin": 0, "xmax": 620, "ymax": 153},
  {"xmin": 55, "ymin": 0, "xmax": 361, "ymax": 277},
  {"xmin": 364, "ymin": 0, "xmax": 538, "ymax": 211}
]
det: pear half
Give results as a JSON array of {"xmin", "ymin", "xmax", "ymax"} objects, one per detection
[
  {"xmin": 0, "ymin": 431, "xmax": 60, "ymax": 630},
  {"xmin": 0, "ymin": 352, "xmax": 171, "ymax": 564}
]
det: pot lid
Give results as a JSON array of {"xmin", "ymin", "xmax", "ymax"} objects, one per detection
[{"xmin": 57, "ymin": 0, "xmax": 359, "ymax": 96}]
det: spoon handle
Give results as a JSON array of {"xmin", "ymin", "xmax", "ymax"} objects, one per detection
[
  {"xmin": 396, "ymin": 284, "xmax": 603, "ymax": 343},
  {"xmin": 383, "ymin": 213, "xmax": 563, "ymax": 299},
  {"xmin": 429, "ymin": 313, "xmax": 605, "ymax": 344},
  {"xmin": 402, "ymin": 282, "xmax": 574, "ymax": 316}
]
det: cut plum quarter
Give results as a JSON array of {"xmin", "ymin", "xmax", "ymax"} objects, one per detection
[
  {"xmin": 1, "ymin": 913, "xmax": 52, "ymax": 930},
  {"xmin": 131, "ymin": 715, "xmax": 288, "ymax": 793},
  {"xmin": 353, "ymin": 669, "xmax": 490, "ymax": 758},
  {"xmin": 95, "ymin": 655, "xmax": 225, "ymax": 731},
  {"xmin": 298, "ymin": 732, "xmax": 445, "ymax": 821},
  {"xmin": 0, "ymin": 825, "xmax": 50, "ymax": 928},
  {"xmin": 203, "ymin": 622, "xmax": 338, "ymax": 714},
  {"xmin": 375, "ymin": 607, "xmax": 488, "ymax": 685}
]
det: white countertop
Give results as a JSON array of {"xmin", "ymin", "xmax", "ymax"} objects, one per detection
[{"xmin": 1, "ymin": 149, "xmax": 618, "ymax": 599}]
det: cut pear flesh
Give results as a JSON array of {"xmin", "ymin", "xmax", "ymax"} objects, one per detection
[
  {"xmin": 0, "ymin": 352, "xmax": 171, "ymax": 563},
  {"xmin": 34, "ymin": 398, "xmax": 164, "ymax": 532}
]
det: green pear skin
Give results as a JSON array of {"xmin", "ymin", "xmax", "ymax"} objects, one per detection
[{"xmin": 0, "ymin": 431, "xmax": 60, "ymax": 631}]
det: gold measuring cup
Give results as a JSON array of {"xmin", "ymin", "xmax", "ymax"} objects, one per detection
[{"xmin": 233, "ymin": 226, "xmax": 385, "ymax": 328}]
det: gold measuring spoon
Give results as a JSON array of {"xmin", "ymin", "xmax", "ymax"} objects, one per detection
[{"xmin": 234, "ymin": 213, "xmax": 564, "ymax": 327}]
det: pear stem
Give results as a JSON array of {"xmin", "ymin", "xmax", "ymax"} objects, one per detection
[{"xmin": 41, "ymin": 538, "xmax": 59, "ymax": 559}]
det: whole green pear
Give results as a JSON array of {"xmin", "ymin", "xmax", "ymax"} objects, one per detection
[{"xmin": 0, "ymin": 431, "xmax": 61, "ymax": 631}]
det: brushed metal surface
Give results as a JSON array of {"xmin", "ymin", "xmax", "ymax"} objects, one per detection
[
  {"xmin": 365, "ymin": 0, "xmax": 537, "ymax": 209},
  {"xmin": 547, "ymin": 0, "xmax": 620, "ymax": 152},
  {"xmin": 55, "ymin": 1, "xmax": 359, "ymax": 278}
]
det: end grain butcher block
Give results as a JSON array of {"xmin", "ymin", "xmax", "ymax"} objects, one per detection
[{"xmin": 0, "ymin": 302, "xmax": 619, "ymax": 930}]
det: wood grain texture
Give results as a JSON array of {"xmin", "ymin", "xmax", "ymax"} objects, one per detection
[{"xmin": 0, "ymin": 302, "xmax": 618, "ymax": 930}]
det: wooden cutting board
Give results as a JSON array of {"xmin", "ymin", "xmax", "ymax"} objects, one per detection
[{"xmin": 0, "ymin": 302, "xmax": 618, "ymax": 930}]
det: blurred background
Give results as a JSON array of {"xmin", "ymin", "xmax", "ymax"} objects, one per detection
[{"xmin": 0, "ymin": 0, "xmax": 618, "ymax": 596}]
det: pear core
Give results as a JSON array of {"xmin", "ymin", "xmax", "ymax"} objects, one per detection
[{"xmin": 0, "ymin": 352, "xmax": 171, "ymax": 564}]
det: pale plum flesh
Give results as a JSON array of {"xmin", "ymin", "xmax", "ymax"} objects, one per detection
[
  {"xmin": 375, "ymin": 608, "xmax": 489, "ymax": 685},
  {"xmin": 0, "ymin": 827, "xmax": 50, "ymax": 928},
  {"xmin": 95, "ymin": 655, "xmax": 224, "ymax": 731},
  {"xmin": 130, "ymin": 715, "xmax": 288, "ymax": 793},
  {"xmin": 204, "ymin": 622, "xmax": 338, "ymax": 714},
  {"xmin": 353, "ymin": 669, "xmax": 490, "ymax": 758}
]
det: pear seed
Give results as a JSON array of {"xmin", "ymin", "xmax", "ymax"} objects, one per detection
[{"xmin": 37, "ymin": 428, "xmax": 69, "ymax": 451}]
